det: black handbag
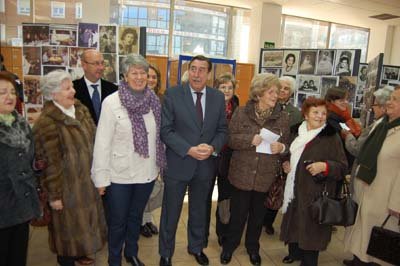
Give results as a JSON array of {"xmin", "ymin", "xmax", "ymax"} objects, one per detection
[
  {"xmin": 367, "ymin": 215, "xmax": 400, "ymax": 265},
  {"xmin": 309, "ymin": 181, "xmax": 358, "ymax": 226}
]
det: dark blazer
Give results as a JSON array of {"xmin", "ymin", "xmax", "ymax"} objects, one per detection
[
  {"xmin": 161, "ymin": 84, "xmax": 228, "ymax": 180},
  {"xmin": 73, "ymin": 77, "xmax": 118, "ymax": 125}
]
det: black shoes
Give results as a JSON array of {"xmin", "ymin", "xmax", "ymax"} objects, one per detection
[
  {"xmin": 140, "ymin": 225, "xmax": 152, "ymax": 238},
  {"xmin": 282, "ymin": 255, "xmax": 301, "ymax": 264},
  {"xmin": 145, "ymin": 222, "xmax": 159, "ymax": 234},
  {"xmin": 159, "ymin": 256, "xmax": 172, "ymax": 266},
  {"xmin": 125, "ymin": 256, "xmax": 145, "ymax": 266},
  {"xmin": 220, "ymin": 251, "xmax": 232, "ymax": 264},
  {"xmin": 343, "ymin": 259, "xmax": 354, "ymax": 266},
  {"xmin": 249, "ymin": 253, "xmax": 261, "ymax": 266},
  {"xmin": 265, "ymin": 224, "xmax": 275, "ymax": 235},
  {"xmin": 217, "ymin": 236, "xmax": 225, "ymax": 246},
  {"xmin": 188, "ymin": 251, "xmax": 209, "ymax": 265}
]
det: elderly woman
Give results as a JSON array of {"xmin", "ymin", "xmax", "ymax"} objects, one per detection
[
  {"xmin": 263, "ymin": 76, "xmax": 303, "ymax": 235},
  {"xmin": 344, "ymin": 86, "xmax": 393, "ymax": 158},
  {"xmin": 140, "ymin": 63, "xmax": 163, "ymax": 238},
  {"xmin": 32, "ymin": 70, "xmax": 106, "ymax": 266},
  {"xmin": 280, "ymin": 97, "xmax": 347, "ymax": 266},
  {"xmin": 204, "ymin": 73, "xmax": 239, "ymax": 247},
  {"xmin": 325, "ymin": 87, "xmax": 361, "ymax": 170},
  {"xmin": 91, "ymin": 54, "xmax": 166, "ymax": 266},
  {"xmin": 0, "ymin": 72, "xmax": 40, "ymax": 266},
  {"xmin": 344, "ymin": 87, "xmax": 400, "ymax": 266},
  {"xmin": 220, "ymin": 73, "xmax": 289, "ymax": 265}
]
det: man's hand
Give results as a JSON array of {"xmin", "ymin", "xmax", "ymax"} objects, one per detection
[
  {"xmin": 50, "ymin": 200, "xmax": 63, "ymax": 211},
  {"xmin": 187, "ymin": 144, "xmax": 213, "ymax": 160},
  {"xmin": 98, "ymin": 187, "xmax": 106, "ymax": 196}
]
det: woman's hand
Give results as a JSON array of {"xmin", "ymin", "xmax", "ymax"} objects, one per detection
[
  {"xmin": 305, "ymin": 162, "xmax": 326, "ymax": 176},
  {"xmin": 50, "ymin": 200, "xmax": 63, "ymax": 211},
  {"xmin": 282, "ymin": 161, "xmax": 291, "ymax": 174},
  {"xmin": 251, "ymin": 135, "xmax": 262, "ymax": 147},
  {"xmin": 270, "ymin": 142, "xmax": 284, "ymax": 154}
]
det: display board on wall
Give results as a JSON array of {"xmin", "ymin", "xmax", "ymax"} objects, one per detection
[
  {"xmin": 21, "ymin": 22, "xmax": 147, "ymax": 125},
  {"xmin": 259, "ymin": 48, "xmax": 362, "ymax": 116}
]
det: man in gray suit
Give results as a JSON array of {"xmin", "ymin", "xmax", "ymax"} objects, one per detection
[{"xmin": 159, "ymin": 55, "xmax": 228, "ymax": 266}]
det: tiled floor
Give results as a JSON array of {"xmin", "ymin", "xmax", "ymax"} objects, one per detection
[{"xmin": 27, "ymin": 194, "xmax": 351, "ymax": 266}]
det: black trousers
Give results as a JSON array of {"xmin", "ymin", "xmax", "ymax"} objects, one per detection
[
  {"xmin": 264, "ymin": 208, "xmax": 278, "ymax": 227},
  {"xmin": 0, "ymin": 222, "xmax": 29, "ymax": 266},
  {"xmin": 288, "ymin": 243, "xmax": 319, "ymax": 266},
  {"xmin": 205, "ymin": 175, "xmax": 217, "ymax": 246},
  {"xmin": 222, "ymin": 186, "xmax": 267, "ymax": 254},
  {"xmin": 56, "ymin": 256, "xmax": 75, "ymax": 266}
]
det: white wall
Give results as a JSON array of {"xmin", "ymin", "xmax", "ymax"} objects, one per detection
[{"xmin": 388, "ymin": 25, "xmax": 400, "ymax": 65}]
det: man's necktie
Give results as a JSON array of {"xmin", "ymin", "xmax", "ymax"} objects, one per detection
[
  {"xmin": 195, "ymin": 92, "xmax": 203, "ymax": 126},
  {"xmin": 91, "ymin": 84, "xmax": 101, "ymax": 119}
]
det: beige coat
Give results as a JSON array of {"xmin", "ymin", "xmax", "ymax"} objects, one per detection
[{"xmin": 344, "ymin": 125, "xmax": 400, "ymax": 265}]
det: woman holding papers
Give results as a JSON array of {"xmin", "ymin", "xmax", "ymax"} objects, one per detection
[
  {"xmin": 280, "ymin": 97, "xmax": 347, "ymax": 266},
  {"xmin": 220, "ymin": 73, "xmax": 290, "ymax": 266}
]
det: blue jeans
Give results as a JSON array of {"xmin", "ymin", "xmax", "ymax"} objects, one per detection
[{"xmin": 107, "ymin": 181, "xmax": 155, "ymax": 266}]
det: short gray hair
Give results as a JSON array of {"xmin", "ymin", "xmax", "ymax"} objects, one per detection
[
  {"xmin": 121, "ymin": 54, "xmax": 149, "ymax": 75},
  {"xmin": 279, "ymin": 76, "xmax": 296, "ymax": 95},
  {"xmin": 374, "ymin": 85, "xmax": 394, "ymax": 105},
  {"xmin": 41, "ymin": 70, "xmax": 71, "ymax": 101},
  {"xmin": 249, "ymin": 73, "xmax": 280, "ymax": 102}
]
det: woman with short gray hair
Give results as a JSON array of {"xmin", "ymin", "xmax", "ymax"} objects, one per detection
[
  {"xmin": 33, "ymin": 70, "xmax": 106, "ymax": 266},
  {"xmin": 92, "ymin": 54, "xmax": 166, "ymax": 266}
]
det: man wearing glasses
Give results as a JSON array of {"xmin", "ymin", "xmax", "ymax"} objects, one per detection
[{"xmin": 73, "ymin": 49, "xmax": 118, "ymax": 125}]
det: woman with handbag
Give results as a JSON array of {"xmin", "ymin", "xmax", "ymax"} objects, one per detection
[
  {"xmin": 220, "ymin": 73, "xmax": 290, "ymax": 265},
  {"xmin": 33, "ymin": 70, "xmax": 107, "ymax": 266},
  {"xmin": 280, "ymin": 97, "xmax": 347, "ymax": 266},
  {"xmin": 344, "ymin": 87, "xmax": 400, "ymax": 266},
  {"xmin": 0, "ymin": 71, "xmax": 41, "ymax": 266}
]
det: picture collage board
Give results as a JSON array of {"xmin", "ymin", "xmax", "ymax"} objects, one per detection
[
  {"xmin": 21, "ymin": 23, "xmax": 146, "ymax": 125},
  {"xmin": 259, "ymin": 48, "xmax": 362, "ymax": 117}
]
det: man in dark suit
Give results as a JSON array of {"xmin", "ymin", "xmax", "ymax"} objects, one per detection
[
  {"xmin": 159, "ymin": 55, "xmax": 228, "ymax": 266},
  {"xmin": 73, "ymin": 49, "xmax": 118, "ymax": 125}
]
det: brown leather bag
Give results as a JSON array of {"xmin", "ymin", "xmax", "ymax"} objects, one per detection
[{"xmin": 265, "ymin": 174, "xmax": 286, "ymax": 210}]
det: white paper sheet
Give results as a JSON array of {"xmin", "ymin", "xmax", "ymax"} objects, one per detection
[
  {"xmin": 256, "ymin": 128, "xmax": 280, "ymax": 154},
  {"xmin": 339, "ymin": 122, "xmax": 350, "ymax": 131}
]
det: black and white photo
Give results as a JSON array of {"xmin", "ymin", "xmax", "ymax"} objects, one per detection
[
  {"xmin": 261, "ymin": 50, "xmax": 284, "ymax": 68},
  {"xmin": 99, "ymin": 25, "xmax": 117, "ymax": 53},
  {"xmin": 335, "ymin": 50, "xmax": 355, "ymax": 76},
  {"xmin": 316, "ymin": 50, "xmax": 335, "ymax": 75},
  {"xmin": 296, "ymin": 75, "xmax": 320, "ymax": 94},
  {"xmin": 320, "ymin": 76, "xmax": 338, "ymax": 98},
  {"xmin": 282, "ymin": 50, "xmax": 299, "ymax": 75},
  {"xmin": 298, "ymin": 50, "xmax": 317, "ymax": 75},
  {"xmin": 78, "ymin": 23, "xmax": 99, "ymax": 48},
  {"xmin": 261, "ymin": 67, "xmax": 281, "ymax": 76}
]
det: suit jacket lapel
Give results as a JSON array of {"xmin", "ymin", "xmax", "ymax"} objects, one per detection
[{"xmin": 182, "ymin": 84, "xmax": 202, "ymax": 130}]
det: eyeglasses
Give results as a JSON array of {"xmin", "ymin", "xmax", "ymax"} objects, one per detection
[{"xmin": 84, "ymin": 60, "xmax": 105, "ymax": 67}]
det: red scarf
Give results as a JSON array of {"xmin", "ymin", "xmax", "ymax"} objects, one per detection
[{"xmin": 327, "ymin": 102, "xmax": 361, "ymax": 137}]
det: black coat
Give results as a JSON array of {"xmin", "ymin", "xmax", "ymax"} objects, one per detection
[
  {"xmin": 73, "ymin": 77, "xmax": 118, "ymax": 125},
  {"xmin": 280, "ymin": 123, "xmax": 348, "ymax": 251},
  {"xmin": 0, "ymin": 112, "xmax": 40, "ymax": 228}
]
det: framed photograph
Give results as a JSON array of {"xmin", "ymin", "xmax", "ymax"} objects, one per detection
[
  {"xmin": 102, "ymin": 54, "xmax": 117, "ymax": 83},
  {"xmin": 296, "ymin": 75, "xmax": 320, "ymax": 94},
  {"xmin": 23, "ymin": 76, "xmax": 42, "ymax": 105},
  {"xmin": 261, "ymin": 67, "xmax": 281, "ymax": 76},
  {"xmin": 78, "ymin": 23, "xmax": 99, "ymax": 48},
  {"xmin": 320, "ymin": 76, "xmax": 338, "ymax": 98},
  {"xmin": 295, "ymin": 92, "xmax": 319, "ymax": 108},
  {"xmin": 339, "ymin": 76, "xmax": 357, "ymax": 104},
  {"xmin": 298, "ymin": 50, "xmax": 317, "ymax": 75},
  {"xmin": 42, "ymin": 46, "xmax": 69, "ymax": 66},
  {"xmin": 69, "ymin": 47, "xmax": 90, "ymax": 68},
  {"xmin": 282, "ymin": 50, "xmax": 300, "ymax": 75},
  {"xmin": 358, "ymin": 63, "xmax": 368, "ymax": 84},
  {"xmin": 99, "ymin": 25, "xmax": 117, "ymax": 53},
  {"xmin": 50, "ymin": 24, "xmax": 77, "ymax": 46},
  {"xmin": 118, "ymin": 26, "xmax": 140, "ymax": 55},
  {"xmin": 382, "ymin": 66, "xmax": 400, "ymax": 81},
  {"xmin": 43, "ymin": 65, "xmax": 66, "ymax": 75},
  {"xmin": 335, "ymin": 50, "xmax": 355, "ymax": 76},
  {"xmin": 22, "ymin": 24, "xmax": 50, "ymax": 46},
  {"xmin": 51, "ymin": 1, "xmax": 65, "ymax": 19},
  {"xmin": 316, "ymin": 50, "xmax": 335, "ymax": 75},
  {"xmin": 22, "ymin": 47, "xmax": 42, "ymax": 75}
]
